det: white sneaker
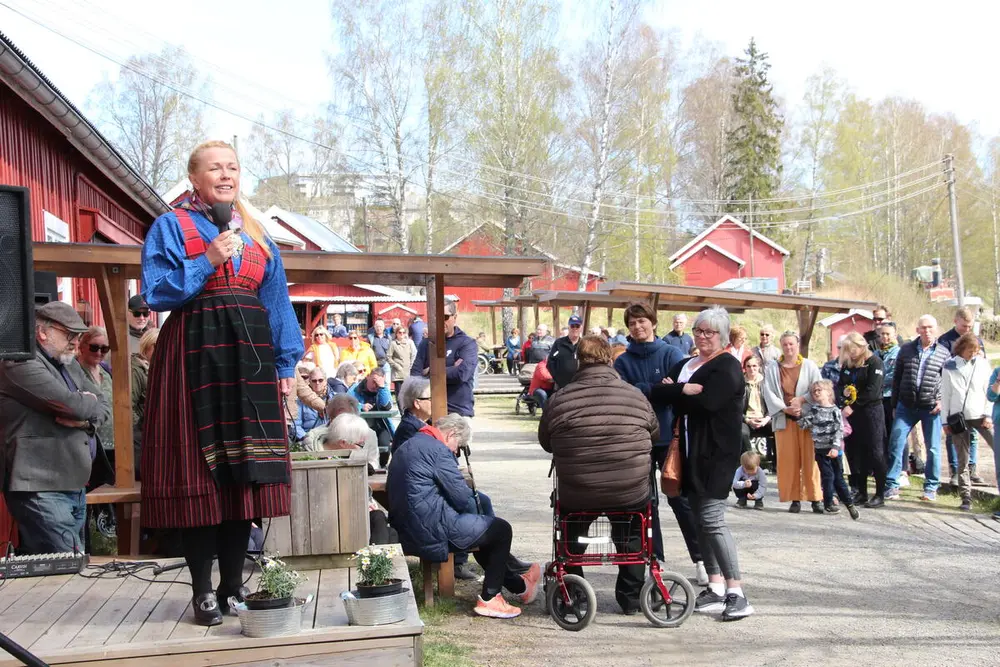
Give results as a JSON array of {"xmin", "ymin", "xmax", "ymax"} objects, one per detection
[
  {"xmin": 695, "ymin": 561, "xmax": 709, "ymax": 587},
  {"xmin": 898, "ymin": 472, "xmax": 910, "ymax": 488}
]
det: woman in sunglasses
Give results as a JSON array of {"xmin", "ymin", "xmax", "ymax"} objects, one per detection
[
  {"xmin": 340, "ymin": 331, "xmax": 379, "ymax": 374},
  {"xmin": 305, "ymin": 326, "xmax": 341, "ymax": 378},
  {"xmin": 78, "ymin": 327, "xmax": 115, "ymax": 456}
]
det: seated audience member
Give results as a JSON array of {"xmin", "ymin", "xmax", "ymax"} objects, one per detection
[
  {"xmin": 131, "ymin": 327, "xmax": 160, "ymax": 479},
  {"xmin": 295, "ymin": 360, "xmax": 325, "ymax": 424},
  {"xmin": 528, "ymin": 358, "xmax": 554, "ymax": 411},
  {"xmin": 539, "ymin": 335, "xmax": 658, "ymax": 615},
  {"xmin": 303, "ymin": 394, "xmax": 380, "ymax": 470},
  {"xmin": 0, "ymin": 302, "xmax": 112, "ymax": 554},
  {"xmin": 387, "ymin": 414, "xmax": 541, "ymax": 619},
  {"xmin": 732, "ymin": 451, "xmax": 768, "ymax": 510},
  {"xmin": 393, "ymin": 376, "xmax": 432, "ymax": 453},
  {"xmin": 350, "ymin": 367, "xmax": 394, "ymax": 466},
  {"xmin": 294, "ymin": 366, "xmax": 329, "ymax": 442},
  {"xmin": 329, "ymin": 361, "xmax": 359, "ymax": 396}
]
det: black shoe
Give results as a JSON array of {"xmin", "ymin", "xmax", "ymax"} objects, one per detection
[
  {"xmin": 851, "ymin": 491, "xmax": 868, "ymax": 505},
  {"xmin": 721, "ymin": 593, "xmax": 755, "ymax": 621},
  {"xmin": 454, "ymin": 563, "xmax": 479, "ymax": 580},
  {"xmin": 811, "ymin": 501, "xmax": 824, "ymax": 514},
  {"xmin": 824, "ymin": 504, "xmax": 840, "ymax": 514},
  {"xmin": 192, "ymin": 593, "xmax": 223, "ymax": 626},
  {"xmin": 865, "ymin": 496, "xmax": 884, "ymax": 509},
  {"xmin": 217, "ymin": 585, "xmax": 251, "ymax": 616},
  {"xmin": 970, "ymin": 464, "xmax": 985, "ymax": 485},
  {"xmin": 788, "ymin": 501, "xmax": 801, "ymax": 513},
  {"xmin": 754, "ymin": 499, "xmax": 764, "ymax": 510},
  {"xmin": 847, "ymin": 504, "xmax": 860, "ymax": 520},
  {"xmin": 736, "ymin": 498, "xmax": 747, "ymax": 508},
  {"xmin": 694, "ymin": 588, "xmax": 726, "ymax": 614},
  {"xmin": 505, "ymin": 554, "xmax": 533, "ymax": 575}
]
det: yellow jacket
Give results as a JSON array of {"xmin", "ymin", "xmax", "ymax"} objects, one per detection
[{"xmin": 341, "ymin": 342, "xmax": 379, "ymax": 373}]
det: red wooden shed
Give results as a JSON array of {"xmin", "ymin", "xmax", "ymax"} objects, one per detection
[
  {"xmin": 819, "ymin": 309, "xmax": 875, "ymax": 360},
  {"xmin": 1, "ymin": 31, "xmax": 167, "ymax": 547},
  {"xmin": 440, "ymin": 221, "xmax": 602, "ymax": 312},
  {"xmin": 669, "ymin": 215, "xmax": 789, "ymax": 291}
]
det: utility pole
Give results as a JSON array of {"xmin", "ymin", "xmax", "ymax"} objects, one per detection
[
  {"xmin": 945, "ymin": 154, "xmax": 965, "ymax": 306},
  {"xmin": 748, "ymin": 194, "xmax": 755, "ymax": 278}
]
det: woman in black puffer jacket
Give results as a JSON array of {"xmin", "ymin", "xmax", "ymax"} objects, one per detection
[{"xmin": 837, "ymin": 332, "xmax": 886, "ymax": 508}]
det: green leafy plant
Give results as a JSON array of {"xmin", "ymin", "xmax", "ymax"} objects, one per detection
[
  {"xmin": 353, "ymin": 545, "xmax": 399, "ymax": 586},
  {"xmin": 255, "ymin": 554, "xmax": 306, "ymax": 599}
]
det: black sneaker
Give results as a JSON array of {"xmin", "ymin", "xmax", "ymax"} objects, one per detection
[
  {"xmin": 736, "ymin": 497, "xmax": 747, "ymax": 508},
  {"xmin": 788, "ymin": 501, "xmax": 801, "ymax": 514},
  {"xmin": 694, "ymin": 588, "xmax": 726, "ymax": 614},
  {"xmin": 811, "ymin": 501, "xmax": 824, "ymax": 514},
  {"xmin": 851, "ymin": 491, "xmax": 868, "ymax": 505},
  {"xmin": 846, "ymin": 504, "xmax": 860, "ymax": 520},
  {"xmin": 721, "ymin": 593, "xmax": 755, "ymax": 621},
  {"xmin": 824, "ymin": 504, "xmax": 840, "ymax": 514},
  {"xmin": 754, "ymin": 499, "xmax": 764, "ymax": 510},
  {"xmin": 454, "ymin": 563, "xmax": 479, "ymax": 580},
  {"xmin": 865, "ymin": 496, "xmax": 884, "ymax": 509}
]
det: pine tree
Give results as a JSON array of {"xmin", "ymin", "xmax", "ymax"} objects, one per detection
[{"xmin": 722, "ymin": 38, "xmax": 784, "ymax": 214}]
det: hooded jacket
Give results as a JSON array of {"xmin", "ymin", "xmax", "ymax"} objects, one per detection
[
  {"xmin": 538, "ymin": 364, "xmax": 658, "ymax": 511},
  {"xmin": 548, "ymin": 335, "xmax": 581, "ymax": 390},
  {"xmin": 613, "ymin": 338, "xmax": 684, "ymax": 447}
]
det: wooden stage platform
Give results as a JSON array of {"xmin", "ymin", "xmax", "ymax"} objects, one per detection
[{"xmin": 0, "ymin": 555, "xmax": 422, "ymax": 666}]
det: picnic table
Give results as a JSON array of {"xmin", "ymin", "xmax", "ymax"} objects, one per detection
[{"xmin": 360, "ymin": 409, "xmax": 398, "ymax": 420}]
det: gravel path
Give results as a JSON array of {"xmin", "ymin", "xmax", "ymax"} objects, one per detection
[{"xmin": 430, "ymin": 400, "xmax": 1000, "ymax": 667}]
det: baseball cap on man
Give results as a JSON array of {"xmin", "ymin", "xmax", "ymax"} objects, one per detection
[
  {"xmin": 128, "ymin": 294, "xmax": 149, "ymax": 312},
  {"xmin": 36, "ymin": 301, "xmax": 89, "ymax": 334},
  {"xmin": 568, "ymin": 315, "xmax": 583, "ymax": 327}
]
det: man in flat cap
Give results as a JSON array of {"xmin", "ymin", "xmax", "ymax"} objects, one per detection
[{"xmin": 0, "ymin": 302, "xmax": 112, "ymax": 554}]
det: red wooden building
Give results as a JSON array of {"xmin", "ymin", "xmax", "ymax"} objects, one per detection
[
  {"xmin": 819, "ymin": 309, "xmax": 875, "ymax": 359},
  {"xmin": 440, "ymin": 221, "xmax": 602, "ymax": 311},
  {"xmin": 669, "ymin": 215, "xmax": 789, "ymax": 291},
  {"xmin": 1, "ymin": 31, "xmax": 167, "ymax": 545}
]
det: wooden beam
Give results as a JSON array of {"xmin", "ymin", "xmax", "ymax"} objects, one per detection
[
  {"xmin": 426, "ymin": 275, "xmax": 447, "ymax": 421},
  {"xmin": 517, "ymin": 304, "xmax": 526, "ymax": 353},
  {"xmin": 96, "ymin": 266, "xmax": 135, "ymax": 493},
  {"xmin": 606, "ymin": 306, "xmax": 614, "ymax": 328},
  {"xmin": 490, "ymin": 307, "xmax": 498, "ymax": 346},
  {"xmin": 582, "ymin": 301, "xmax": 592, "ymax": 331},
  {"xmin": 533, "ymin": 303, "xmax": 540, "ymax": 330},
  {"xmin": 552, "ymin": 305, "xmax": 561, "ymax": 333},
  {"xmin": 798, "ymin": 307, "xmax": 821, "ymax": 356}
]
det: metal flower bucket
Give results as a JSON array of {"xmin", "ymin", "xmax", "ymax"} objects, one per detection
[
  {"xmin": 342, "ymin": 589, "xmax": 409, "ymax": 626},
  {"xmin": 230, "ymin": 594, "xmax": 314, "ymax": 638}
]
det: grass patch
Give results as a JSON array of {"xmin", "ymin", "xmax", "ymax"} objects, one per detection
[
  {"xmin": 409, "ymin": 562, "xmax": 476, "ymax": 667},
  {"xmin": 424, "ymin": 638, "xmax": 475, "ymax": 667},
  {"xmin": 891, "ymin": 475, "xmax": 1000, "ymax": 515}
]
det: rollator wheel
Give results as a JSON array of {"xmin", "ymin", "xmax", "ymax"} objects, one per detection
[
  {"xmin": 546, "ymin": 574, "xmax": 596, "ymax": 631},
  {"xmin": 515, "ymin": 401, "xmax": 521, "ymax": 415},
  {"xmin": 640, "ymin": 571, "xmax": 695, "ymax": 628}
]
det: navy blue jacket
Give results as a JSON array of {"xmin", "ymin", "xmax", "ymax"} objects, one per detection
[
  {"xmin": 614, "ymin": 339, "xmax": 684, "ymax": 447},
  {"xmin": 937, "ymin": 327, "xmax": 984, "ymax": 355},
  {"xmin": 386, "ymin": 430, "xmax": 492, "ymax": 561},
  {"xmin": 408, "ymin": 319, "xmax": 427, "ymax": 347},
  {"xmin": 391, "ymin": 411, "xmax": 426, "ymax": 453},
  {"xmin": 410, "ymin": 326, "xmax": 478, "ymax": 416},
  {"xmin": 663, "ymin": 331, "xmax": 694, "ymax": 356}
]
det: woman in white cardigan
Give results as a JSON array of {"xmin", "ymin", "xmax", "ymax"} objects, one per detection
[
  {"xmin": 941, "ymin": 332, "xmax": 994, "ymax": 510},
  {"xmin": 762, "ymin": 331, "xmax": 823, "ymax": 513}
]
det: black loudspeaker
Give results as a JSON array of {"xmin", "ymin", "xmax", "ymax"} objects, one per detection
[
  {"xmin": 33, "ymin": 271, "xmax": 58, "ymax": 305},
  {"xmin": 0, "ymin": 185, "xmax": 35, "ymax": 361}
]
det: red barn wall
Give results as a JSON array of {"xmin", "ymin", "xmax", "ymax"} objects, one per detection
[
  {"xmin": 827, "ymin": 316, "xmax": 874, "ymax": 359},
  {"xmin": 678, "ymin": 220, "xmax": 786, "ymax": 291}
]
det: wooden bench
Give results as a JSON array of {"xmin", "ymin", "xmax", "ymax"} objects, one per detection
[{"xmin": 418, "ymin": 553, "xmax": 456, "ymax": 607}]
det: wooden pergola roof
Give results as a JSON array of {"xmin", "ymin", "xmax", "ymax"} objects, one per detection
[
  {"xmin": 599, "ymin": 281, "xmax": 877, "ymax": 313},
  {"xmin": 34, "ymin": 242, "xmax": 546, "ymax": 554}
]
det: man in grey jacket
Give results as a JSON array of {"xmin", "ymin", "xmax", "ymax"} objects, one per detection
[{"xmin": 1, "ymin": 302, "xmax": 111, "ymax": 554}]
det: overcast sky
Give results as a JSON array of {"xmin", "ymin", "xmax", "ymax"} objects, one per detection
[{"xmin": 3, "ymin": 0, "xmax": 997, "ymax": 151}]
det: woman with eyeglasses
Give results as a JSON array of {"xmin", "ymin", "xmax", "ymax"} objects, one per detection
[
  {"xmin": 78, "ymin": 327, "xmax": 115, "ymax": 456},
  {"xmin": 293, "ymin": 367, "xmax": 329, "ymax": 442},
  {"xmin": 305, "ymin": 326, "xmax": 341, "ymax": 378},
  {"xmin": 761, "ymin": 331, "xmax": 823, "ymax": 514},
  {"xmin": 340, "ymin": 331, "xmax": 379, "ymax": 374},
  {"xmin": 393, "ymin": 376, "xmax": 433, "ymax": 453}
]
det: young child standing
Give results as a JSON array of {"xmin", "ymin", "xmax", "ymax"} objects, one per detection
[
  {"xmin": 798, "ymin": 380, "xmax": 860, "ymax": 520},
  {"xmin": 732, "ymin": 451, "xmax": 767, "ymax": 510}
]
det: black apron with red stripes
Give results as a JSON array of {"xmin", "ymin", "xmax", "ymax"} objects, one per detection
[{"xmin": 141, "ymin": 209, "xmax": 290, "ymax": 529}]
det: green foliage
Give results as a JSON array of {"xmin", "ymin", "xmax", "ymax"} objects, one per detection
[
  {"xmin": 723, "ymin": 38, "xmax": 784, "ymax": 211},
  {"xmin": 256, "ymin": 555, "xmax": 306, "ymax": 599}
]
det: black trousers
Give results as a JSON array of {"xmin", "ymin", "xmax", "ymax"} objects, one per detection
[
  {"xmin": 733, "ymin": 479, "xmax": 760, "ymax": 500},
  {"xmin": 815, "ymin": 450, "xmax": 852, "ymax": 507},
  {"xmin": 653, "ymin": 446, "xmax": 702, "ymax": 563},
  {"xmin": 181, "ymin": 520, "xmax": 252, "ymax": 597},
  {"xmin": 463, "ymin": 518, "xmax": 525, "ymax": 601},
  {"xmin": 845, "ymin": 402, "xmax": 887, "ymax": 499},
  {"xmin": 565, "ymin": 507, "xmax": 645, "ymax": 613},
  {"xmin": 369, "ymin": 510, "xmax": 398, "ymax": 545}
]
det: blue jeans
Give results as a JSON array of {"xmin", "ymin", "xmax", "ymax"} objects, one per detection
[
  {"xmin": 4, "ymin": 489, "xmax": 86, "ymax": 554},
  {"xmin": 947, "ymin": 431, "xmax": 978, "ymax": 469},
  {"xmin": 887, "ymin": 403, "xmax": 942, "ymax": 493},
  {"xmin": 532, "ymin": 388, "xmax": 548, "ymax": 409}
]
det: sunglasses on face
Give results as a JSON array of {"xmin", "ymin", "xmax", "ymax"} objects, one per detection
[
  {"xmin": 308, "ymin": 378, "xmax": 326, "ymax": 384},
  {"xmin": 349, "ymin": 336, "xmax": 359, "ymax": 340},
  {"xmin": 88, "ymin": 344, "xmax": 111, "ymax": 354},
  {"xmin": 131, "ymin": 310, "xmax": 150, "ymax": 318},
  {"xmin": 313, "ymin": 333, "xmax": 326, "ymax": 338}
]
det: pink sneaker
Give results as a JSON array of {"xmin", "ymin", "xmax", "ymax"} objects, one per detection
[
  {"xmin": 475, "ymin": 595, "xmax": 521, "ymax": 619},
  {"xmin": 519, "ymin": 563, "xmax": 541, "ymax": 604}
]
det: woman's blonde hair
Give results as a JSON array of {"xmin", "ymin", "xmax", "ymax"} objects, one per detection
[
  {"xmin": 839, "ymin": 331, "xmax": 871, "ymax": 368},
  {"xmin": 188, "ymin": 140, "xmax": 271, "ymax": 259},
  {"xmin": 138, "ymin": 327, "xmax": 160, "ymax": 359}
]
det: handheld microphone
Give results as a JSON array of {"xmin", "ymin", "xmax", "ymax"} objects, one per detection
[{"xmin": 210, "ymin": 202, "xmax": 241, "ymax": 234}]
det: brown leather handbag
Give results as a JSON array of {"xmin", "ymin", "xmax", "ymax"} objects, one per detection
[{"xmin": 660, "ymin": 423, "xmax": 683, "ymax": 498}]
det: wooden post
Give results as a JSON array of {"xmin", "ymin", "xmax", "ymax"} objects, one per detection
[
  {"xmin": 582, "ymin": 301, "xmax": 592, "ymax": 331},
  {"xmin": 607, "ymin": 306, "xmax": 614, "ymax": 328},
  {"xmin": 517, "ymin": 303, "xmax": 526, "ymax": 347},
  {"xmin": 426, "ymin": 275, "xmax": 447, "ymax": 421},
  {"xmin": 490, "ymin": 307, "xmax": 498, "ymax": 346},
  {"xmin": 533, "ymin": 303, "xmax": 540, "ymax": 331},
  {"xmin": 552, "ymin": 305, "xmax": 561, "ymax": 333},
  {"xmin": 798, "ymin": 307, "xmax": 821, "ymax": 356}
]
